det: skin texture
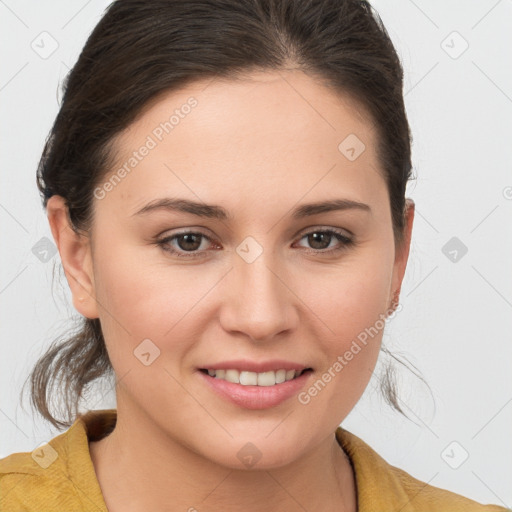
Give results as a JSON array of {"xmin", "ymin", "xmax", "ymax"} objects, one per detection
[{"xmin": 47, "ymin": 69, "xmax": 414, "ymax": 512}]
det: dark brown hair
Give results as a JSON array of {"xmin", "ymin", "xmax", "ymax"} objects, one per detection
[{"xmin": 23, "ymin": 0, "xmax": 431, "ymax": 429}]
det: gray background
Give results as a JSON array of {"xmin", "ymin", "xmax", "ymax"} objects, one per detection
[{"xmin": 1, "ymin": 0, "xmax": 511, "ymax": 507}]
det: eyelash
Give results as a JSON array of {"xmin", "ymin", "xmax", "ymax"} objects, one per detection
[{"xmin": 155, "ymin": 228, "xmax": 354, "ymax": 259}]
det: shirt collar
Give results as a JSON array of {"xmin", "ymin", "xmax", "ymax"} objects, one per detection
[{"xmin": 67, "ymin": 409, "xmax": 417, "ymax": 512}]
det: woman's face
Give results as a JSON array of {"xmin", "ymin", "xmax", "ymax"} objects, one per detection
[{"xmin": 52, "ymin": 69, "xmax": 413, "ymax": 468}]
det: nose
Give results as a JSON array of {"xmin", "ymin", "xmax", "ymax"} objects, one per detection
[{"xmin": 219, "ymin": 250, "xmax": 297, "ymax": 342}]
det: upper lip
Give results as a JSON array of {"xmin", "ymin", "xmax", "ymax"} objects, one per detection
[{"xmin": 198, "ymin": 359, "xmax": 312, "ymax": 373}]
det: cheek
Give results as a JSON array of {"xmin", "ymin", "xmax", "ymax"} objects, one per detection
[
  {"xmin": 93, "ymin": 229, "xmax": 391, "ymax": 371},
  {"xmin": 293, "ymin": 252, "xmax": 391, "ymax": 409},
  {"xmin": 92, "ymin": 241, "xmax": 219, "ymax": 352},
  {"xmin": 296, "ymin": 304, "xmax": 386, "ymax": 430},
  {"xmin": 91, "ymin": 240, "xmax": 164, "ymax": 346},
  {"xmin": 295, "ymin": 247, "xmax": 392, "ymax": 341}
]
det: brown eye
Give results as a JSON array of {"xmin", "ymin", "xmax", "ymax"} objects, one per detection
[
  {"xmin": 157, "ymin": 231, "xmax": 213, "ymax": 258},
  {"xmin": 295, "ymin": 228, "xmax": 354, "ymax": 254},
  {"xmin": 305, "ymin": 231, "xmax": 333, "ymax": 250},
  {"xmin": 175, "ymin": 233, "xmax": 203, "ymax": 252},
  {"xmin": 156, "ymin": 227, "xmax": 354, "ymax": 259}
]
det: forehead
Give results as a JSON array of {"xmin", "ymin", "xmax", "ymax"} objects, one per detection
[{"xmin": 98, "ymin": 69, "xmax": 385, "ymax": 218}]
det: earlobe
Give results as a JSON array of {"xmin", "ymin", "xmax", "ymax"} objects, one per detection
[
  {"xmin": 402, "ymin": 198, "xmax": 415, "ymax": 250},
  {"xmin": 389, "ymin": 198, "xmax": 415, "ymax": 311},
  {"xmin": 46, "ymin": 195, "xmax": 99, "ymax": 319}
]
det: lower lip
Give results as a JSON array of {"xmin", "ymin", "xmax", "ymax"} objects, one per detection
[{"xmin": 197, "ymin": 370, "xmax": 313, "ymax": 410}]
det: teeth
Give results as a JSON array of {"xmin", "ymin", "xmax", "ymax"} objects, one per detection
[
  {"xmin": 225, "ymin": 369, "xmax": 239, "ymax": 384},
  {"xmin": 206, "ymin": 368, "xmax": 305, "ymax": 386},
  {"xmin": 240, "ymin": 371, "xmax": 257, "ymax": 385},
  {"xmin": 275, "ymin": 369, "xmax": 286, "ymax": 384}
]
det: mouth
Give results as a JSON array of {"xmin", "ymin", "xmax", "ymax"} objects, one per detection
[{"xmin": 199, "ymin": 367, "xmax": 313, "ymax": 386}]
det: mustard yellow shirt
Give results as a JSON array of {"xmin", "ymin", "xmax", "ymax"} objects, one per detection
[{"xmin": 0, "ymin": 409, "xmax": 508, "ymax": 511}]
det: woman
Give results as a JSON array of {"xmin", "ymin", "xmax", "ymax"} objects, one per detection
[{"xmin": 0, "ymin": 0, "xmax": 507, "ymax": 510}]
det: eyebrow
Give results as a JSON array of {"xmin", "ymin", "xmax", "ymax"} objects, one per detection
[{"xmin": 131, "ymin": 197, "xmax": 371, "ymax": 220}]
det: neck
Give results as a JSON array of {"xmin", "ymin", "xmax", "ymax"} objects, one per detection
[{"xmin": 89, "ymin": 406, "xmax": 357, "ymax": 512}]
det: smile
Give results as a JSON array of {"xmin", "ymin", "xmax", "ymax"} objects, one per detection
[{"xmin": 199, "ymin": 368, "xmax": 312, "ymax": 386}]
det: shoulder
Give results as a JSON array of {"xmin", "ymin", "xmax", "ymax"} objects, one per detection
[
  {"xmin": 0, "ymin": 411, "xmax": 109, "ymax": 512},
  {"xmin": 1, "ymin": 410, "xmax": 114, "ymax": 511},
  {"xmin": 389, "ymin": 462, "xmax": 509, "ymax": 511},
  {"xmin": 335, "ymin": 427, "xmax": 509, "ymax": 512},
  {"xmin": 0, "ymin": 436, "xmax": 78, "ymax": 510}
]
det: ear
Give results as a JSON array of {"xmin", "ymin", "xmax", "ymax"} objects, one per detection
[
  {"xmin": 46, "ymin": 195, "xmax": 99, "ymax": 319},
  {"xmin": 389, "ymin": 198, "xmax": 415, "ymax": 308}
]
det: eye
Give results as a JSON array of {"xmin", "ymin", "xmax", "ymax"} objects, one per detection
[
  {"xmin": 156, "ymin": 231, "xmax": 217, "ymax": 259},
  {"xmin": 294, "ymin": 228, "xmax": 354, "ymax": 255},
  {"xmin": 155, "ymin": 227, "xmax": 354, "ymax": 259}
]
